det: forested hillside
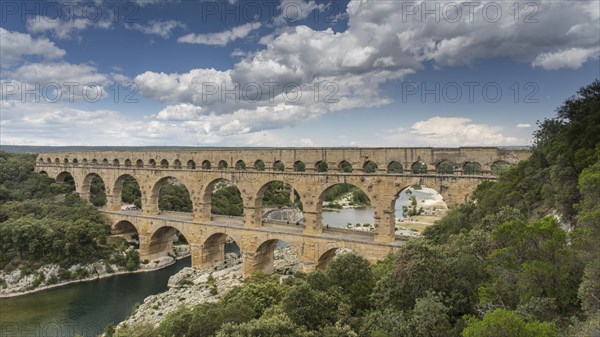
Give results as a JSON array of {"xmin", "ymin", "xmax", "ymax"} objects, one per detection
[
  {"xmin": 0, "ymin": 153, "xmax": 139, "ymax": 276},
  {"xmin": 111, "ymin": 81, "xmax": 600, "ymax": 337}
]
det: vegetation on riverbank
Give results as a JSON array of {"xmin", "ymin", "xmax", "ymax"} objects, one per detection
[
  {"xmin": 0, "ymin": 152, "xmax": 140, "ymax": 278},
  {"xmin": 108, "ymin": 81, "xmax": 600, "ymax": 337}
]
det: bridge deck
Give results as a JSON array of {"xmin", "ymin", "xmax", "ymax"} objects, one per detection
[{"xmin": 103, "ymin": 210, "xmax": 407, "ymax": 247}]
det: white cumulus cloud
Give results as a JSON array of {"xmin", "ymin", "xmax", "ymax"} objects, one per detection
[
  {"xmin": 177, "ymin": 22, "xmax": 261, "ymax": 46},
  {"xmin": 26, "ymin": 16, "xmax": 112, "ymax": 40},
  {"xmin": 532, "ymin": 47, "xmax": 600, "ymax": 70},
  {"xmin": 126, "ymin": 20, "xmax": 186, "ymax": 39},
  {"xmin": 516, "ymin": 123, "xmax": 532, "ymax": 128},
  {"xmin": 0, "ymin": 28, "xmax": 66, "ymax": 68},
  {"xmin": 378, "ymin": 117, "xmax": 522, "ymax": 146}
]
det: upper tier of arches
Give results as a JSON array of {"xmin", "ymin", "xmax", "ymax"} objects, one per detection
[{"xmin": 41, "ymin": 156, "xmax": 519, "ymax": 176}]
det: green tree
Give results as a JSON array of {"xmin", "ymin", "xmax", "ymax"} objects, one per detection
[
  {"xmin": 484, "ymin": 218, "xmax": 583, "ymax": 315},
  {"xmin": 326, "ymin": 253, "xmax": 374, "ymax": 312},
  {"xmin": 216, "ymin": 312, "xmax": 307, "ymax": 337},
  {"xmin": 462, "ymin": 309, "xmax": 558, "ymax": 337},
  {"xmin": 282, "ymin": 282, "xmax": 337, "ymax": 329},
  {"xmin": 222, "ymin": 273, "xmax": 286, "ymax": 318}
]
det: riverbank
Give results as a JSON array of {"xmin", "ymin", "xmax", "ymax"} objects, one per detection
[
  {"xmin": 323, "ymin": 192, "xmax": 370, "ymax": 211},
  {"xmin": 0, "ymin": 245, "xmax": 190, "ymax": 298},
  {"xmin": 116, "ymin": 247, "xmax": 300, "ymax": 330}
]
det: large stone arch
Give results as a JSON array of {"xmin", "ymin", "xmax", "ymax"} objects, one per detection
[
  {"xmin": 198, "ymin": 232, "xmax": 241, "ymax": 269},
  {"xmin": 199, "ymin": 177, "xmax": 245, "ymax": 221},
  {"xmin": 147, "ymin": 175, "xmax": 195, "ymax": 216},
  {"xmin": 111, "ymin": 174, "xmax": 144, "ymax": 211},
  {"xmin": 315, "ymin": 180, "xmax": 375, "ymax": 219},
  {"xmin": 56, "ymin": 171, "xmax": 74, "ymax": 183},
  {"xmin": 316, "ymin": 247, "xmax": 358, "ymax": 270},
  {"xmin": 251, "ymin": 179, "xmax": 305, "ymax": 228},
  {"xmin": 393, "ymin": 176, "xmax": 477, "ymax": 210},
  {"xmin": 246, "ymin": 238, "xmax": 300, "ymax": 275},
  {"xmin": 144, "ymin": 225, "xmax": 189, "ymax": 260},
  {"xmin": 55, "ymin": 171, "xmax": 76, "ymax": 192},
  {"xmin": 310, "ymin": 179, "xmax": 391, "ymax": 240},
  {"xmin": 391, "ymin": 183, "xmax": 448, "ymax": 230},
  {"xmin": 112, "ymin": 220, "xmax": 140, "ymax": 245},
  {"xmin": 80, "ymin": 172, "xmax": 107, "ymax": 203}
]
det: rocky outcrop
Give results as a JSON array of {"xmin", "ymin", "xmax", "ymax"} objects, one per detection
[
  {"xmin": 0, "ymin": 245, "xmax": 191, "ymax": 298},
  {"xmin": 117, "ymin": 247, "xmax": 300, "ymax": 329},
  {"xmin": 0, "ymin": 261, "xmax": 120, "ymax": 297}
]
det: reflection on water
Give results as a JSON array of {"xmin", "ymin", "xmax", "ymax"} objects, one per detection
[
  {"xmin": 322, "ymin": 188, "xmax": 442, "ymax": 227},
  {"xmin": 0, "ymin": 257, "xmax": 191, "ymax": 337},
  {"xmin": 323, "ymin": 206, "xmax": 375, "ymax": 227}
]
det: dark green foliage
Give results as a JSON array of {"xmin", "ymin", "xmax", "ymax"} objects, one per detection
[
  {"xmin": 0, "ymin": 152, "xmax": 73, "ymax": 202},
  {"xmin": 372, "ymin": 235, "xmax": 487, "ymax": 319},
  {"xmin": 215, "ymin": 313, "xmax": 306, "ymax": 337},
  {"xmin": 222, "ymin": 273, "xmax": 285, "ymax": 318},
  {"xmin": 483, "ymin": 218, "xmax": 583, "ymax": 316},
  {"xmin": 463, "ymin": 162, "xmax": 482, "ymax": 175},
  {"xmin": 323, "ymin": 184, "xmax": 370, "ymax": 206},
  {"xmin": 212, "ymin": 185, "xmax": 243, "ymax": 216},
  {"xmin": 423, "ymin": 204, "xmax": 476, "ymax": 243},
  {"xmin": 363, "ymin": 161, "xmax": 378, "ymax": 173},
  {"xmin": 325, "ymin": 252, "xmax": 375, "ymax": 312},
  {"xmin": 273, "ymin": 161, "xmax": 285, "ymax": 171},
  {"xmin": 403, "ymin": 195, "xmax": 424, "ymax": 217},
  {"xmin": 121, "ymin": 175, "xmax": 142, "ymax": 207},
  {"xmin": 352, "ymin": 188, "xmax": 370, "ymax": 206},
  {"xmin": 578, "ymin": 253, "xmax": 600, "ymax": 316},
  {"xmin": 159, "ymin": 181, "xmax": 192, "ymax": 212},
  {"xmin": 0, "ymin": 152, "xmax": 136, "ymax": 272},
  {"xmin": 261, "ymin": 181, "xmax": 303, "ymax": 209},
  {"xmin": 294, "ymin": 161, "xmax": 306, "ymax": 172},
  {"xmin": 0, "ymin": 192, "xmax": 113, "ymax": 270},
  {"xmin": 437, "ymin": 161, "xmax": 454, "ymax": 174},
  {"xmin": 412, "ymin": 161, "xmax": 427, "ymax": 174},
  {"xmin": 339, "ymin": 161, "xmax": 353, "ymax": 172},
  {"xmin": 469, "ymin": 161, "xmax": 546, "ymax": 221},
  {"xmin": 387, "ymin": 161, "xmax": 403, "ymax": 173},
  {"xmin": 89, "ymin": 176, "xmax": 106, "ymax": 207},
  {"xmin": 316, "ymin": 161, "xmax": 328, "ymax": 172},
  {"xmin": 462, "ymin": 309, "xmax": 558, "ymax": 337},
  {"xmin": 281, "ymin": 282, "xmax": 338, "ymax": 329},
  {"xmin": 532, "ymin": 80, "xmax": 599, "ymax": 221},
  {"xmin": 255, "ymin": 160, "xmax": 265, "ymax": 171},
  {"xmin": 491, "ymin": 161, "xmax": 510, "ymax": 175}
]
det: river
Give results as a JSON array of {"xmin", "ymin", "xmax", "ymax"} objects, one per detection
[
  {"xmin": 322, "ymin": 187, "xmax": 442, "ymax": 227},
  {"xmin": 0, "ymin": 257, "xmax": 191, "ymax": 337},
  {"xmin": 0, "ymin": 190, "xmax": 439, "ymax": 337}
]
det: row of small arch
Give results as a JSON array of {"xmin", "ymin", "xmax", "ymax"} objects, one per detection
[
  {"xmin": 41, "ymin": 157, "xmax": 510, "ymax": 175},
  {"xmin": 115, "ymin": 221, "xmax": 351, "ymax": 271}
]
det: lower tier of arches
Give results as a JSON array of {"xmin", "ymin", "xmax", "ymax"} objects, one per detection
[{"xmin": 105, "ymin": 211, "xmax": 403, "ymax": 277}]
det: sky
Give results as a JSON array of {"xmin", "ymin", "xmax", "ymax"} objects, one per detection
[{"xmin": 0, "ymin": 0, "xmax": 598, "ymax": 147}]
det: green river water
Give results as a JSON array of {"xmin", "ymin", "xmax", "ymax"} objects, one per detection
[{"xmin": 0, "ymin": 257, "xmax": 191, "ymax": 337}]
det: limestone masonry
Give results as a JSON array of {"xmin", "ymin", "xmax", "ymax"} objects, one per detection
[{"xmin": 36, "ymin": 147, "xmax": 530, "ymax": 276}]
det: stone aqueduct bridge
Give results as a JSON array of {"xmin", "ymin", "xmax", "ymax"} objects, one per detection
[{"xmin": 35, "ymin": 147, "xmax": 530, "ymax": 276}]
